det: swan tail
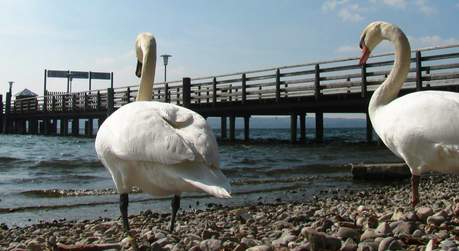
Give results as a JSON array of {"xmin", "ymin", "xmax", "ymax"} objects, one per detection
[
  {"xmin": 183, "ymin": 178, "xmax": 231, "ymax": 198},
  {"xmin": 174, "ymin": 164, "xmax": 232, "ymax": 198}
]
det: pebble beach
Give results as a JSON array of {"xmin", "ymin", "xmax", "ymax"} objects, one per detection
[{"xmin": 2, "ymin": 174, "xmax": 459, "ymax": 251}]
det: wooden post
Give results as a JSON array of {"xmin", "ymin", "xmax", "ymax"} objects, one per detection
[
  {"xmin": 361, "ymin": 64, "xmax": 367, "ymax": 98},
  {"xmin": 229, "ymin": 115, "xmax": 236, "ymax": 142},
  {"xmin": 314, "ymin": 64, "xmax": 321, "ymax": 100},
  {"xmin": 85, "ymin": 120, "xmax": 90, "ymax": 137},
  {"xmin": 300, "ymin": 113, "xmax": 306, "ymax": 143},
  {"xmin": 72, "ymin": 94, "xmax": 77, "ymax": 112},
  {"xmin": 60, "ymin": 118, "xmax": 68, "ymax": 136},
  {"xmin": 315, "ymin": 112, "xmax": 324, "ymax": 143},
  {"xmin": 84, "ymin": 93, "xmax": 88, "ymax": 111},
  {"xmin": 416, "ymin": 50, "xmax": 423, "ymax": 91},
  {"xmin": 221, "ymin": 117, "xmax": 227, "ymax": 140},
  {"xmin": 88, "ymin": 118, "xmax": 93, "ymax": 137},
  {"xmin": 51, "ymin": 96, "xmax": 56, "ymax": 112},
  {"xmin": 96, "ymin": 91, "xmax": 101, "ymax": 111},
  {"xmin": 72, "ymin": 118, "xmax": 79, "ymax": 136},
  {"xmin": 43, "ymin": 119, "xmax": 49, "ymax": 135},
  {"xmin": 62, "ymin": 94, "xmax": 67, "ymax": 112},
  {"xmin": 4, "ymin": 92, "xmax": 11, "ymax": 134},
  {"xmin": 0, "ymin": 95, "xmax": 3, "ymax": 133},
  {"xmin": 290, "ymin": 113, "xmax": 297, "ymax": 144},
  {"xmin": 98, "ymin": 117, "xmax": 106, "ymax": 130},
  {"xmin": 212, "ymin": 77, "xmax": 217, "ymax": 106},
  {"xmin": 244, "ymin": 115, "xmax": 250, "ymax": 142},
  {"xmin": 110, "ymin": 72, "xmax": 114, "ymax": 88},
  {"xmin": 275, "ymin": 68, "xmax": 281, "ymax": 102},
  {"xmin": 366, "ymin": 112, "xmax": 373, "ymax": 143},
  {"xmin": 43, "ymin": 69, "xmax": 47, "ymax": 95},
  {"xmin": 165, "ymin": 83, "xmax": 170, "ymax": 103},
  {"xmin": 126, "ymin": 87, "xmax": 131, "ymax": 103},
  {"xmin": 107, "ymin": 88, "xmax": 114, "ymax": 115},
  {"xmin": 242, "ymin": 73, "xmax": 247, "ymax": 104},
  {"xmin": 182, "ymin": 77, "xmax": 191, "ymax": 108}
]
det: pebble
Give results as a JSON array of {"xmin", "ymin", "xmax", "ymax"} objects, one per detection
[
  {"xmin": 200, "ymin": 239, "xmax": 222, "ymax": 251},
  {"xmin": 2, "ymin": 174, "xmax": 459, "ymax": 251}
]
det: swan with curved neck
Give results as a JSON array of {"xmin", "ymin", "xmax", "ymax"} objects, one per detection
[
  {"xmin": 360, "ymin": 21, "xmax": 459, "ymax": 207},
  {"xmin": 95, "ymin": 33, "xmax": 231, "ymax": 244}
]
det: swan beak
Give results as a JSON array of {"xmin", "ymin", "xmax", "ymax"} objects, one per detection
[
  {"xmin": 135, "ymin": 61, "xmax": 142, "ymax": 78},
  {"xmin": 359, "ymin": 45, "xmax": 370, "ymax": 66}
]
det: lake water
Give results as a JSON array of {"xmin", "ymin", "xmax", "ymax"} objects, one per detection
[{"xmin": 0, "ymin": 128, "xmax": 400, "ymax": 226}]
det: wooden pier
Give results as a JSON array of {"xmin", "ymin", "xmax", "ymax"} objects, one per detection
[{"xmin": 2, "ymin": 44, "xmax": 459, "ymax": 143}]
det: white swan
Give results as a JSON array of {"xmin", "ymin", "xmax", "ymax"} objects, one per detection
[
  {"xmin": 95, "ymin": 33, "xmax": 231, "ymax": 241},
  {"xmin": 359, "ymin": 21, "xmax": 459, "ymax": 207}
]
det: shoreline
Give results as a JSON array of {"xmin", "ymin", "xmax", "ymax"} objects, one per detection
[{"xmin": 2, "ymin": 174, "xmax": 459, "ymax": 250}]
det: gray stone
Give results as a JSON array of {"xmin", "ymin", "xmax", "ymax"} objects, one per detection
[
  {"xmin": 392, "ymin": 221, "xmax": 415, "ymax": 235},
  {"xmin": 378, "ymin": 237, "xmax": 402, "ymax": 251},
  {"xmin": 412, "ymin": 229, "xmax": 424, "ymax": 238},
  {"xmin": 416, "ymin": 207, "xmax": 434, "ymax": 222},
  {"xmin": 302, "ymin": 227, "xmax": 341, "ymax": 251},
  {"xmin": 246, "ymin": 245, "xmax": 273, "ymax": 251},
  {"xmin": 357, "ymin": 241, "xmax": 379, "ymax": 251},
  {"xmin": 375, "ymin": 222, "xmax": 391, "ymax": 236},
  {"xmin": 200, "ymin": 239, "xmax": 222, "ymax": 251},
  {"xmin": 427, "ymin": 215, "xmax": 446, "ymax": 226},
  {"xmin": 341, "ymin": 238, "xmax": 358, "ymax": 251},
  {"xmin": 272, "ymin": 231, "xmax": 296, "ymax": 247},
  {"xmin": 232, "ymin": 243, "xmax": 248, "ymax": 251},
  {"xmin": 360, "ymin": 229, "xmax": 379, "ymax": 241},
  {"xmin": 440, "ymin": 239, "xmax": 457, "ymax": 249},
  {"xmin": 336, "ymin": 227, "xmax": 361, "ymax": 242}
]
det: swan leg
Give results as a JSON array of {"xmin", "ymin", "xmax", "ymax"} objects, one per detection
[
  {"xmin": 120, "ymin": 193, "xmax": 139, "ymax": 250},
  {"xmin": 169, "ymin": 195, "xmax": 181, "ymax": 232},
  {"xmin": 411, "ymin": 175, "xmax": 420, "ymax": 207}
]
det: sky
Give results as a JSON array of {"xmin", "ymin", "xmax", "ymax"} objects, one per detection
[{"xmin": 0, "ymin": 0, "xmax": 458, "ymax": 99}]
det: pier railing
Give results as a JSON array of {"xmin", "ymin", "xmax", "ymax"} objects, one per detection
[{"xmin": 8, "ymin": 44, "xmax": 459, "ymax": 114}]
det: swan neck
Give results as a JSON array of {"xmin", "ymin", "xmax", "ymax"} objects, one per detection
[
  {"xmin": 136, "ymin": 48, "xmax": 156, "ymax": 101},
  {"xmin": 369, "ymin": 30, "xmax": 411, "ymax": 117}
]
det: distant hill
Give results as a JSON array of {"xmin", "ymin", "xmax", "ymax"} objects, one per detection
[{"xmin": 206, "ymin": 116, "xmax": 366, "ymax": 129}]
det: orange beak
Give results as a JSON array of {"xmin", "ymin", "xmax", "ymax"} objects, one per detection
[{"xmin": 359, "ymin": 45, "xmax": 370, "ymax": 66}]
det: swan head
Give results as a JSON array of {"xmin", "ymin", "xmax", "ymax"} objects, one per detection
[
  {"xmin": 359, "ymin": 21, "xmax": 402, "ymax": 65},
  {"xmin": 135, "ymin": 32, "xmax": 156, "ymax": 78}
]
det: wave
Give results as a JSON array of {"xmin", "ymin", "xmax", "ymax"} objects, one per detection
[
  {"xmin": 1, "ymin": 184, "xmax": 305, "ymax": 213},
  {"xmin": 222, "ymin": 163, "xmax": 351, "ymax": 177},
  {"xmin": 12, "ymin": 174, "xmax": 105, "ymax": 185},
  {"xmin": 31, "ymin": 159, "xmax": 102, "ymax": 169}
]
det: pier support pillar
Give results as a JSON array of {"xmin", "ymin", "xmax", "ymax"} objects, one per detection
[
  {"xmin": 31, "ymin": 119, "xmax": 38, "ymax": 134},
  {"xmin": 98, "ymin": 117, "xmax": 106, "ymax": 130},
  {"xmin": 244, "ymin": 115, "xmax": 250, "ymax": 142},
  {"xmin": 299, "ymin": 113, "xmax": 306, "ymax": 143},
  {"xmin": 43, "ymin": 119, "xmax": 50, "ymax": 135},
  {"xmin": 220, "ymin": 117, "xmax": 227, "ymax": 140},
  {"xmin": 290, "ymin": 113, "xmax": 297, "ymax": 144},
  {"xmin": 88, "ymin": 118, "xmax": 93, "ymax": 137},
  {"xmin": 366, "ymin": 112, "xmax": 373, "ymax": 143},
  {"xmin": 229, "ymin": 115, "xmax": 236, "ymax": 142},
  {"xmin": 52, "ymin": 119, "xmax": 58, "ymax": 135},
  {"xmin": 72, "ymin": 118, "xmax": 79, "ymax": 136},
  {"xmin": 315, "ymin": 112, "xmax": 324, "ymax": 143},
  {"xmin": 60, "ymin": 119, "xmax": 68, "ymax": 136}
]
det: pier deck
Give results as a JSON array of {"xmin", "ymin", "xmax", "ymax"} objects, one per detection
[{"xmin": 2, "ymin": 44, "xmax": 459, "ymax": 143}]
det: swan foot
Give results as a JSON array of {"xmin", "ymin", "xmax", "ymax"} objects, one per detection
[
  {"xmin": 411, "ymin": 175, "xmax": 420, "ymax": 208},
  {"xmin": 169, "ymin": 195, "xmax": 181, "ymax": 233},
  {"xmin": 120, "ymin": 193, "xmax": 139, "ymax": 251}
]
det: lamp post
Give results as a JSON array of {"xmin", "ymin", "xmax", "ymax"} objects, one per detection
[
  {"xmin": 8, "ymin": 81, "xmax": 14, "ymax": 94},
  {"xmin": 160, "ymin": 54, "xmax": 172, "ymax": 82}
]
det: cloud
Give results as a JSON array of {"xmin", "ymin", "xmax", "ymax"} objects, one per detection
[
  {"xmin": 322, "ymin": 1, "xmax": 365, "ymax": 23},
  {"xmin": 322, "ymin": 0, "xmax": 349, "ymax": 11},
  {"xmin": 415, "ymin": 0, "xmax": 436, "ymax": 16},
  {"xmin": 409, "ymin": 35, "xmax": 459, "ymax": 48},
  {"xmin": 381, "ymin": 0, "xmax": 408, "ymax": 8},
  {"xmin": 338, "ymin": 4, "xmax": 365, "ymax": 22}
]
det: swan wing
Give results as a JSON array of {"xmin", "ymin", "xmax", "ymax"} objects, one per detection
[{"xmin": 100, "ymin": 101, "xmax": 219, "ymax": 167}]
